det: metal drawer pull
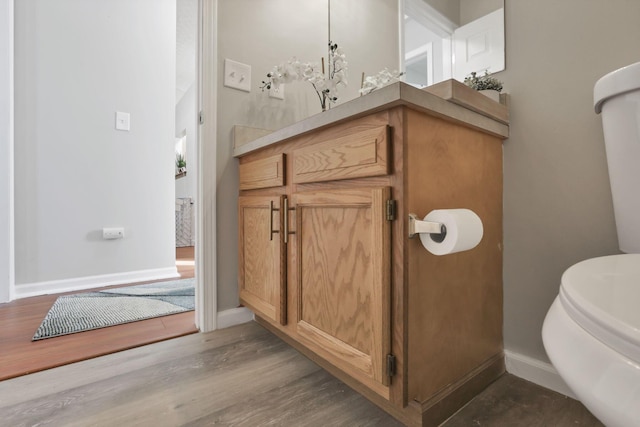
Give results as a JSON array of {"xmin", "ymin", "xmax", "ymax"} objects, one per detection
[{"xmin": 283, "ymin": 198, "xmax": 296, "ymax": 244}]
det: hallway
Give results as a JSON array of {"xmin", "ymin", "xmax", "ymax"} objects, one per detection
[{"xmin": 0, "ymin": 247, "xmax": 197, "ymax": 381}]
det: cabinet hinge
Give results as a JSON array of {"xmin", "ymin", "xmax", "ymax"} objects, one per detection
[
  {"xmin": 386, "ymin": 354, "xmax": 397, "ymax": 377},
  {"xmin": 385, "ymin": 199, "xmax": 397, "ymax": 221},
  {"xmin": 199, "ymin": 111, "xmax": 204, "ymax": 125}
]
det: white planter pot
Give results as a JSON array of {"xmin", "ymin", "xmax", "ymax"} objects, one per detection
[{"xmin": 479, "ymin": 90, "xmax": 501, "ymax": 102}]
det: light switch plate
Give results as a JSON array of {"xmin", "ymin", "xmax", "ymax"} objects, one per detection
[
  {"xmin": 115, "ymin": 111, "xmax": 130, "ymax": 131},
  {"xmin": 224, "ymin": 59, "xmax": 251, "ymax": 92},
  {"xmin": 269, "ymin": 84, "xmax": 285, "ymax": 100}
]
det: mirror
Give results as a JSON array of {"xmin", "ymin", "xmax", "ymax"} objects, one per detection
[
  {"xmin": 328, "ymin": 0, "xmax": 400, "ymax": 103},
  {"xmin": 330, "ymin": 0, "xmax": 504, "ymax": 93},
  {"xmin": 401, "ymin": 0, "xmax": 504, "ymax": 88},
  {"xmin": 236, "ymin": 0, "xmax": 504, "ymax": 133}
]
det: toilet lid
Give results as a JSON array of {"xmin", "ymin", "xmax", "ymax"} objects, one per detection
[{"xmin": 560, "ymin": 254, "xmax": 640, "ymax": 363}]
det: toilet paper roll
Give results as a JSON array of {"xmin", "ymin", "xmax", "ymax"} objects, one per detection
[{"xmin": 419, "ymin": 209, "xmax": 484, "ymax": 256}]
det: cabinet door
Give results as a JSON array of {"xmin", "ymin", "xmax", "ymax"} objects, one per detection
[
  {"xmin": 292, "ymin": 187, "xmax": 391, "ymax": 386},
  {"xmin": 238, "ymin": 195, "xmax": 286, "ymax": 325}
]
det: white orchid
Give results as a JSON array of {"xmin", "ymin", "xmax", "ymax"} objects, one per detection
[
  {"xmin": 359, "ymin": 68, "xmax": 404, "ymax": 95},
  {"xmin": 260, "ymin": 41, "xmax": 348, "ymax": 111}
]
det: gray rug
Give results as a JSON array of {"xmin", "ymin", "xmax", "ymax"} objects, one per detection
[{"xmin": 32, "ymin": 278, "xmax": 195, "ymax": 341}]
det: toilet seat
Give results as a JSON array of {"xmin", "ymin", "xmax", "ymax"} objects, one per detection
[{"xmin": 559, "ymin": 254, "xmax": 640, "ymax": 364}]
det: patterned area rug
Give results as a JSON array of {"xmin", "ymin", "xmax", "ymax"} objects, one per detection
[{"xmin": 32, "ymin": 278, "xmax": 195, "ymax": 341}]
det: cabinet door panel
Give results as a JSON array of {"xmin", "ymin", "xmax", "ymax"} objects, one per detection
[
  {"xmin": 293, "ymin": 187, "xmax": 391, "ymax": 386},
  {"xmin": 238, "ymin": 195, "xmax": 286, "ymax": 325}
]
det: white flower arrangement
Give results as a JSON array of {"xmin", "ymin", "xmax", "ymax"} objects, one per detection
[
  {"xmin": 359, "ymin": 68, "xmax": 404, "ymax": 95},
  {"xmin": 260, "ymin": 42, "xmax": 347, "ymax": 111}
]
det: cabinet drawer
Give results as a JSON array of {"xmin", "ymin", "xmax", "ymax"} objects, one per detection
[
  {"xmin": 239, "ymin": 154, "xmax": 285, "ymax": 190},
  {"xmin": 292, "ymin": 125, "xmax": 390, "ymax": 184}
]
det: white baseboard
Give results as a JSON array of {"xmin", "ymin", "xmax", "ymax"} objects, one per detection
[
  {"xmin": 13, "ymin": 267, "xmax": 180, "ymax": 299},
  {"xmin": 504, "ymin": 349, "xmax": 576, "ymax": 399},
  {"xmin": 216, "ymin": 307, "xmax": 254, "ymax": 329}
]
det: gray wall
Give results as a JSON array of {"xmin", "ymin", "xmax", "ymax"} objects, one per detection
[
  {"xmin": 459, "ymin": 0, "xmax": 502, "ymax": 25},
  {"xmin": 215, "ymin": 0, "xmax": 399, "ymax": 311},
  {"xmin": 424, "ymin": 0, "xmax": 460, "ymax": 24},
  {"xmin": 331, "ymin": 0, "xmax": 401, "ymax": 100},
  {"xmin": 500, "ymin": 0, "xmax": 639, "ymax": 362},
  {"xmin": 425, "ymin": 0, "xmax": 503, "ymax": 26},
  {"xmin": 13, "ymin": 0, "xmax": 177, "ymax": 289}
]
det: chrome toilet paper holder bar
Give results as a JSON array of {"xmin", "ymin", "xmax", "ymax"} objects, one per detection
[{"xmin": 408, "ymin": 213, "xmax": 447, "ymax": 242}]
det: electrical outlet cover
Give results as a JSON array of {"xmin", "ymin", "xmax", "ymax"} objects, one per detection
[
  {"xmin": 103, "ymin": 227, "xmax": 125, "ymax": 240},
  {"xmin": 269, "ymin": 84, "xmax": 285, "ymax": 100},
  {"xmin": 224, "ymin": 59, "xmax": 251, "ymax": 92}
]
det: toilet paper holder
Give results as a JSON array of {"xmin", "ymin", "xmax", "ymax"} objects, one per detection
[{"xmin": 408, "ymin": 213, "xmax": 447, "ymax": 243}]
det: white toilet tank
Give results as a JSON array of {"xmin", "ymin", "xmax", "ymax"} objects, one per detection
[{"xmin": 594, "ymin": 61, "xmax": 640, "ymax": 253}]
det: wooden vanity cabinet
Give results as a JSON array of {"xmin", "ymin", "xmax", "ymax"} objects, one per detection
[{"xmin": 237, "ymin": 99, "xmax": 505, "ymax": 426}]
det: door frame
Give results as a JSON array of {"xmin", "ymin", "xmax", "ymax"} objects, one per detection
[
  {"xmin": 197, "ymin": 0, "xmax": 218, "ymax": 331},
  {"xmin": 0, "ymin": 0, "xmax": 14, "ymax": 304}
]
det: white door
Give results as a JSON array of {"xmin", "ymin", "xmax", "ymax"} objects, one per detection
[{"xmin": 453, "ymin": 8, "xmax": 505, "ymax": 81}]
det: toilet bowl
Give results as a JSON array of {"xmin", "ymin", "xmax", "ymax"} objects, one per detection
[
  {"xmin": 543, "ymin": 255, "xmax": 640, "ymax": 427},
  {"xmin": 542, "ymin": 61, "xmax": 640, "ymax": 427}
]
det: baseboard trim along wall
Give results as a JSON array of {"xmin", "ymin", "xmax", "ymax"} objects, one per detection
[
  {"xmin": 216, "ymin": 306, "xmax": 254, "ymax": 329},
  {"xmin": 504, "ymin": 349, "xmax": 576, "ymax": 399},
  {"xmin": 13, "ymin": 267, "xmax": 180, "ymax": 299}
]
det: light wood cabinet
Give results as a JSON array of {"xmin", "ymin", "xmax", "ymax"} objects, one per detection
[
  {"xmin": 238, "ymin": 195, "xmax": 286, "ymax": 325},
  {"xmin": 292, "ymin": 187, "xmax": 392, "ymax": 389},
  {"xmin": 236, "ymin": 82, "xmax": 508, "ymax": 426}
]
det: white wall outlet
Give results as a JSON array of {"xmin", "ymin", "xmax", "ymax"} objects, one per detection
[
  {"xmin": 115, "ymin": 112, "xmax": 130, "ymax": 131},
  {"xmin": 269, "ymin": 84, "xmax": 285, "ymax": 100},
  {"xmin": 224, "ymin": 59, "xmax": 251, "ymax": 92},
  {"xmin": 103, "ymin": 227, "xmax": 125, "ymax": 240}
]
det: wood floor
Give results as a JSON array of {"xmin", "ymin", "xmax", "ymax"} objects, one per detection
[
  {"xmin": 0, "ymin": 246, "xmax": 198, "ymax": 381},
  {"xmin": 0, "ymin": 321, "xmax": 603, "ymax": 427}
]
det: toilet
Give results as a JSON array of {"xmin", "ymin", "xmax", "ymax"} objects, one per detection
[{"xmin": 542, "ymin": 61, "xmax": 640, "ymax": 427}]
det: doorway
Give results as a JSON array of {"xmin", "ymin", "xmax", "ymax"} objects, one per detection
[
  {"xmin": 0, "ymin": 0, "xmax": 218, "ymax": 379},
  {"xmin": 175, "ymin": 0, "xmax": 198, "ymax": 275},
  {"xmin": 0, "ymin": 251, "xmax": 198, "ymax": 381}
]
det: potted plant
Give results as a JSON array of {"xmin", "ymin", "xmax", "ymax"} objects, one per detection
[
  {"xmin": 176, "ymin": 153, "xmax": 187, "ymax": 174},
  {"xmin": 463, "ymin": 71, "xmax": 503, "ymax": 102}
]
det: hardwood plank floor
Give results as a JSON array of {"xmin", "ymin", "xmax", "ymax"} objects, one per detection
[
  {"xmin": 0, "ymin": 247, "xmax": 198, "ymax": 381},
  {"xmin": 0, "ymin": 321, "xmax": 603, "ymax": 427},
  {"xmin": 442, "ymin": 374, "xmax": 603, "ymax": 427}
]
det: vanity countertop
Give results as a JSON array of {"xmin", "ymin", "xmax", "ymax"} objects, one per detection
[{"xmin": 233, "ymin": 81, "xmax": 509, "ymax": 158}]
